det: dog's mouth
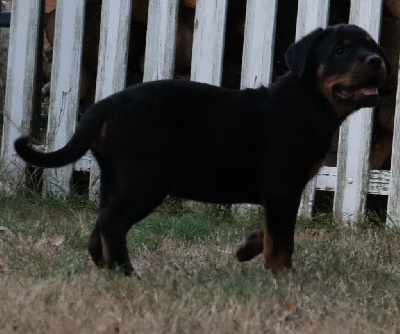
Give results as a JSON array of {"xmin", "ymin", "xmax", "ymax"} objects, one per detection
[
  {"xmin": 330, "ymin": 68, "xmax": 387, "ymax": 109},
  {"xmin": 333, "ymin": 85, "xmax": 379, "ymax": 101}
]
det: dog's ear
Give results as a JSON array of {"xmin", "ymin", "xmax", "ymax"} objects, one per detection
[{"xmin": 285, "ymin": 28, "xmax": 325, "ymax": 79}]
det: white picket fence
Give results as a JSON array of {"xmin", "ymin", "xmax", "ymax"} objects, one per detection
[{"xmin": 0, "ymin": 0, "xmax": 399, "ymax": 226}]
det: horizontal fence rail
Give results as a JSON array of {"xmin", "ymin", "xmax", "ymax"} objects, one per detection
[{"xmin": 1, "ymin": 0, "xmax": 399, "ymax": 226}]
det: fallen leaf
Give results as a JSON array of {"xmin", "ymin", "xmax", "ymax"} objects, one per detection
[{"xmin": 284, "ymin": 300, "xmax": 295, "ymax": 311}]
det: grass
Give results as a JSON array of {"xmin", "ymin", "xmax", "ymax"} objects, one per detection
[{"xmin": 0, "ymin": 195, "xmax": 399, "ymax": 333}]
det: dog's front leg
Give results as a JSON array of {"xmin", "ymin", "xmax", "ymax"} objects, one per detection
[{"xmin": 261, "ymin": 190, "xmax": 302, "ymax": 273}]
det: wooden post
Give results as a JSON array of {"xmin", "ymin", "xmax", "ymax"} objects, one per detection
[
  {"xmin": 190, "ymin": 0, "xmax": 228, "ymax": 85},
  {"xmin": 295, "ymin": 0, "xmax": 329, "ymax": 41},
  {"xmin": 233, "ymin": 0, "xmax": 278, "ymax": 218},
  {"xmin": 143, "ymin": 0, "xmax": 179, "ymax": 82},
  {"xmin": 0, "ymin": 0, "xmax": 42, "ymax": 194},
  {"xmin": 386, "ymin": 58, "xmax": 400, "ymax": 227},
  {"xmin": 241, "ymin": 0, "xmax": 278, "ymax": 89},
  {"xmin": 296, "ymin": 0, "xmax": 330, "ymax": 218},
  {"xmin": 88, "ymin": 0, "xmax": 133, "ymax": 200},
  {"xmin": 333, "ymin": 0, "xmax": 383, "ymax": 225},
  {"xmin": 43, "ymin": 0, "xmax": 85, "ymax": 195},
  {"xmin": 183, "ymin": 0, "xmax": 227, "ymax": 209}
]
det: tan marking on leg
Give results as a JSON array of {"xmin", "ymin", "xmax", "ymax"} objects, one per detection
[
  {"xmin": 92, "ymin": 121, "xmax": 108, "ymax": 157},
  {"xmin": 101, "ymin": 235, "xmax": 111, "ymax": 268},
  {"xmin": 263, "ymin": 230, "xmax": 292, "ymax": 273}
]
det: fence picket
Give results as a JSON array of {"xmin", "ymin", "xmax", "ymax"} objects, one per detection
[
  {"xmin": 43, "ymin": 0, "xmax": 85, "ymax": 194},
  {"xmin": 233, "ymin": 0, "xmax": 277, "ymax": 217},
  {"xmin": 190, "ymin": 0, "xmax": 228, "ymax": 85},
  {"xmin": 88, "ymin": 0, "xmax": 133, "ymax": 199},
  {"xmin": 143, "ymin": 0, "xmax": 179, "ymax": 82},
  {"xmin": 0, "ymin": 0, "xmax": 42, "ymax": 193},
  {"xmin": 295, "ymin": 0, "xmax": 329, "ymax": 41},
  {"xmin": 387, "ymin": 61, "xmax": 400, "ymax": 226},
  {"xmin": 295, "ymin": 0, "xmax": 330, "ymax": 218},
  {"xmin": 241, "ymin": 0, "xmax": 278, "ymax": 89},
  {"xmin": 333, "ymin": 0, "xmax": 383, "ymax": 225}
]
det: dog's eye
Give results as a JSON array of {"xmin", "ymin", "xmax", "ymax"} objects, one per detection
[{"xmin": 335, "ymin": 46, "xmax": 345, "ymax": 56}]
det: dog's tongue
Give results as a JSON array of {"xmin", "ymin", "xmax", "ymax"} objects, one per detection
[{"xmin": 357, "ymin": 87, "xmax": 379, "ymax": 96}]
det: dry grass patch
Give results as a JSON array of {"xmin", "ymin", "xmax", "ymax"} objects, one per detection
[{"xmin": 0, "ymin": 195, "xmax": 399, "ymax": 333}]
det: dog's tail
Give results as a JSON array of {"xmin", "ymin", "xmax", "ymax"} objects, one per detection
[{"xmin": 14, "ymin": 98, "xmax": 112, "ymax": 168}]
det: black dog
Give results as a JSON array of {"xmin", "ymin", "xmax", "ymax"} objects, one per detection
[{"xmin": 15, "ymin": 24, "xmax": 389, "ymax": 276}]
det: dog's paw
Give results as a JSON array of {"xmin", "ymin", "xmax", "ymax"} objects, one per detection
[{"xmin": 236, "ymin": 229, "xmax": 264, "ymax": 262}]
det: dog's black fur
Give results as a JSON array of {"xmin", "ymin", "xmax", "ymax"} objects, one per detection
[{"xmin": 15, "ymin": 24, "xmax": 390, "ymax": 275}]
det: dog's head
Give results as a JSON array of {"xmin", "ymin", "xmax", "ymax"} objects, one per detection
[{"xmin": 285, "ymin": 24, "xmax": 390, "ymax": 115}]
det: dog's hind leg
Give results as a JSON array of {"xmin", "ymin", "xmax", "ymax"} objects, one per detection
[
  {"xmin": 88, "ymin": 223, "xmax": 103, "ymax": 268},
  {"xmin": 88, "ymin": 170, "xmax": 111, "ymax": 268},
  {"xmin": 91, "ymin": 173, "xmax": 168, "ymax": 276}
]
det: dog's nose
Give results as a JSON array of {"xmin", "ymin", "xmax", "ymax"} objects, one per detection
[{"xmin": 366, "ymin": 55, "xmax": 382, "ymax": 66}]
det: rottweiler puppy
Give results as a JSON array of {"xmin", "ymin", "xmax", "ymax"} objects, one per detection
[{"xmin": 15, "ymin": 24, "xmax": 390, "ymax": 276}]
